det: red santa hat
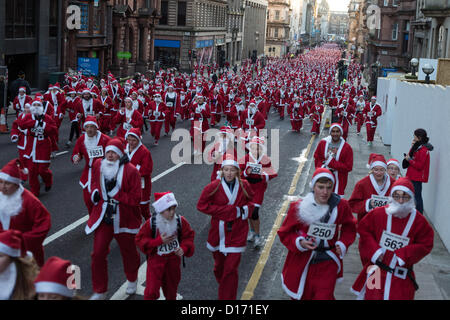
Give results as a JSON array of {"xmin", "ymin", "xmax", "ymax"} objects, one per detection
[
  {"xmin": 387, "ymin": 158, "xmax": 401, "ymax": 169},
  {"xmin": 125, "ymin": 127, "xmax": 142, "ymax": 141},
  {"xmin": 221, "ymin": 154, "xmax": 240, "ymax": 169},
  {"xmin": 83, "ymin": 116, "xmax": 99, "ymax": 129},
  {"xmin": 371, "ymin": 96, "xmax": 377, "ymax": 100},
  {"xmin": 34, "ymin": 256, "xmax": 76, "ymax": 298},
  {"xmin": 0, "ymin": 158, "xmax": 25, "ymax": 185},
  {"xmin": 153, "ymin": 92, "xmax": 161, "ymax": 98},
  {"xmin": 124, "ymin": 96, "xmax": 133, "ymax": 103},
  {"xmin": 367, "ymin": 153, "xmax": 387, "ymax": 170},
  {"xmin": 81, "ymin": 88, "xmax": 91, "ymax": 95},
  {"xmin": 329, "ymin": 123, "xmax": 343, "ymax": 135},
  {"xmin": 18, "ymin": 87, "xmax": 26, "ymax": 93},
  {"xmin": 249, "ymin": 99, "xmax": 256, "ymax": 106},
  {"xmin": 389, "ymin": 177, "xmax": 415, "ymax": 198},
  {"xmin": 67, "ymin": 87, "xmax": 77, "ymax": 95},
  {"xmin": 310, "ymin": 168, "xmax": 335, "ymax": 189},
  {"xmin": 101, "ymin": 86, "xmax": 109, "ymax": 92},
  {"xmin": 0, "ymin": 230, "xmax": 26, "ymax": 258},
  {"xmin": 246, "ymin": 136, "xmax": 267, "ymax": 153},
  {"xmin": 152, "ymin": 191, "xmax": 178, "ymax": 214},
  {"xmin": 105, "ymin": 138, "xmax": 125, "ymax": 158}
]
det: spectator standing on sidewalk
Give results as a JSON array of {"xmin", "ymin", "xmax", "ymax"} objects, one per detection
[{"xmin": 402, "ymin": 128, "xmax": 433, "ymax": 214}]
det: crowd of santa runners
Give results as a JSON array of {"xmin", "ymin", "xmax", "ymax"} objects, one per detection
[{"xmin": 0, "ymin": 44, "xmax": 434, "ymax": 300}]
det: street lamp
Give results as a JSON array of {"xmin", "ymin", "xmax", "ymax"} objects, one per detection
[
  {"xmin": 422, "ymin": 63, "xmax": 434, "ymax": 84},
  {"xmin": 410, "ymin": 58, "xmax": 419, "ymax": 77}
]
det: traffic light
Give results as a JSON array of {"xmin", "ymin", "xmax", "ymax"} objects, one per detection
[
  {"xmin": 188, "ymin": 50, "xmax": 192, "ymax": 59},
  {"xmin": 192, "ymin": 50, "xmax": 197, "ymax": 60}
]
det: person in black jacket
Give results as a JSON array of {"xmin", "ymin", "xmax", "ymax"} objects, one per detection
[{"xmin": 9, "ymin": 71, "xmax": 31, "ymax": 100}]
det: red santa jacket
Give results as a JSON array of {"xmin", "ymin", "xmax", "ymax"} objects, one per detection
[
  {"xmin": 209, "ymin": 93, "xmax": 224, "ymax": 115},
  {"xmin": 239, "ymin": 109, "xmax": 265, "ymax": 132},
  {"xmin": 125, "ymin": 143, "xmax": 153, "ymax": 204},
  {"xmin": 114, "ymin": 108, "xmax": 143, "ymax": 138},
  {"xmin": 352, "ymin": 207, "xmax": 434, "ymax": 300},
  {"xmin": 60, "ymin": 97, "xmax": 83, "ymax": 122},
  {"xmin": 363, "ymin": 102, "xmax": 382, "ymax": 127},
  {"xmin": 288, "ymin": 102, "xmax": 305, "ymax": 120},
  {"xmin": 314, "ymin": 137, "xmax": 353, "ymax": 196},
  {"xmin": 406, "ymin": 144, "xmax": 431, "ymax": 183},
  {"xmin": 277, "ymin": 195, "xmax": 356, "ymax": 300},
  {"xmin": 336, "ymin": 103, "xmax": 356, "ymax": 126},
  {"xmin": 17, "ymin": 113, "xmax": 57, "ymax": 163},
  {"xmin": 86, "ymin": 159, "xmax": 142, "ymax": 235},
  {"xmin": 43, "ymin": 92, "xmax": 65, "ymax": 117},
  {"xmin": 77, "ymin": 98, "xmax": 104, "ymax": 120},
  {"xmin": 348, "ymin": 174, "xmax": 395, "ymax": 222},
  {"xmin": 13, "ymin": 95, "xmax": 33, "ymax": 115},
  {"xmin": 197, "ymin": 178, "xmax": 255, "ymax": 254},
  {"xmin": 107, "ymin": 84, "xmax": 125, "ymax": 107},
  {"xmin": 190, "ymin": 102, "xmax": 211, "ymax": 133},
  {"xmin": 10, "ymin": 114, "xmax": 29, "ymax": 151},
  {"xmin": 164, "ymin": 91, "xmax": 179, "ymax": 112},
  {"xmin": 71, "ymin": 132, "xmax": 111, "ymax": 192},
  {"xmin": 146, "ymin": 101, "xmax": 167, "ymax": 122}
]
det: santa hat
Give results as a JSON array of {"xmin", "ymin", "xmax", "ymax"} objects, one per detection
[
  {"xmin": 31, "ymin": 98, "xmax": 43, "ymax": 106},
  {"xmin": 83, "ymin": 116, "xmax": 99, "ymax": 129},
  {"xmin": 18, "ymin": 87, "xmax": 26, "ymax": 93},
  {"xmin": 389, "ymin": 177, "xmax": 415, "ymax": 198},
  {"xmin": 249, "ymin": 99, "xmax": 256, "ymax": 106},
  {"xmin": 152, "ymin": 191, "xmax": 178, "ymax": 214},
  {"xmin": 246, "ymin": 136, "xmax": 267, "ymax": 153},
  {"xmin": 367, "ymin": 153, "xmax": 387, "ymax": 170},
  {"xmin": 0, "ymin": 158, "xmax": 25, "ymax": 185},
  {"xmin": 0, "ymin": 230, "xmax": 26, "ymax": 258},
  {"xmin": 34, "ymin": 256, "xmax": 76, "ymax": 298},
  {"xmin": 105, "ymin": 139, "xmax": 125, "ymax": 158},
  {"xmin": 329, "ymin": 123, "xmax": 343, "ymax": 135},
  {"xmin": 309, "ymin": 168, "xmax": 335, "ymax": 189},
  {"xmin": 101, "ymin": 87, "xmax": 109, "ymax": 92},
  {"xmin": 67, "ymin": 87, "xmax": 77, "ymax": 95},
  {"xmin": 124, "ymin": 96, "xmax": 133, "ymax": 102},
  {"xmin": 371, "ymin": 96, "xmax": 377, "ymax": 100},
  {"xmin": 387, "ymin": 158, "xmax": 401, "ymax": 169},
  {"xmin": 153, "ymin": 92, "xmax": 161, "ymax": 97},
  {"xmin": 221, "ymin": 154, "xmax": 239, "ymax": 169},
  {"xmin": 125, "ymin": 127, "xmax": 142, "ymax": 141},
  {"xmin": 81, "ymin": 88, "xmax": 91, "ymax": 95}
]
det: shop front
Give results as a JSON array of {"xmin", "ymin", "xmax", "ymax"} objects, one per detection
[{"xmin": 154, "ymin": 39, "xmax": 181, "ymax": 70}]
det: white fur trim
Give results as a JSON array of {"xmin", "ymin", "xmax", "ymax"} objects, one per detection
[
  {"xmin": 295, "ymin": 236, "xmax": 309, "ymax": 252},
  {"xmin": 0, "ymin": 242, "xmax": 21, "ymax": 257},
  {"xmin": 335, "ymin": 241, "xmax": 347, "ymax": 258},
  {"xmin": 0, "ymin": 172, "xmax": 21, "ymax": 185},
  {"xmin": 371, "ymin": 248, "xmax": 384, "ymax": 264},
  {"xmin": 105, "ymin": 145, "xmax": 123, "ymax": 158},
  {"xmin": 370, "ymin": 161, "xmax": 387, "ymax": 170},
  {"xmin": 309, "ymin": 172, "xmax": 335, "ymax": 189},
  {"xmin": 365, "ymin": 198, "xmax": 372, "ymax": 213},
  {"xmin": 35, "ymin": 281, "xmax": 74, "ymax": 298},
  {"xmin": 83, "ymin": 121, "xmax": 98, "ymax": 129},
  {"xmin": 397, "ymin": 257, "xmax": 405, "ymax": 266},
  {"xmin": 241, "ymin": 205, "xmax": 249, "ymax": 220},
  {"xmin": 390, "ymin": 185, "xmax": 414, "ymax": 198},
  {"xmin": 152, "ymin": 193, "xmax": 178, "ymax": 214},
  {"xmin": 221, "ymin": 159, "xmax": 239, "ymax": 168}
]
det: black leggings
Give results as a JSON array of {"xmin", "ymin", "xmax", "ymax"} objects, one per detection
[{"xmin": 69, "ymin": 121, "xmax": 80, "ymax": 142}]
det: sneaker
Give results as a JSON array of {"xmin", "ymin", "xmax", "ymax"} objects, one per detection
[
  {"xmin": 253, "ymin": 235, "xmax": 264, "ymax": 248},
  {"xmin": 247, "ymin": 230, "xmax": 255, "ymax": 242},
  {"xmin": 45, "ymin": 185, "xmax": 52, "ymax": 192},
  {"xmin": 89, "ymin": 292, "xmax": 107, "ymax": 300},
  {"xmin": 65, "ymin": 141, "xmax": 72, "ymax": 148},
  {"xmin": 368, "ymin": 141, "xmax": 372, "ymax": 146},
  {"xmin": 126, "ymin": 280, "xmax": 137, "ymax": 295}
]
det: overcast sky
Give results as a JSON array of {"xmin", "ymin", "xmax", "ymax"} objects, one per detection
[{"xmin": 328, "ymin": 0, "xmax": 351, "ymax": 12}]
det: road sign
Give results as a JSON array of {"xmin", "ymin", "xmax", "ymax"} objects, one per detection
[
  {"xmin": 117, "ymin": 51, "xmax": 132, "ymax": 59},
  {"xmin": 77, "ymin": 57, "xmax": 99, "ymax": 76}
]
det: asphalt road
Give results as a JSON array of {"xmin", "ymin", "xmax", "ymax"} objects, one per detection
[{"xmin": 0, "ymin": 109, "xmax": 315, "ymax": 300}]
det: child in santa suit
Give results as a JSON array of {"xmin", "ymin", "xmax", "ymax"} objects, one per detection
[
  {"xmin": 197, "ymin": 157, "xmax": 255, "ymax": 300},
  {"xmin": 349, "ymin": 154, "xmax": 395, "ymax": 223},
  {"xmin": 351, "ymin": 178, "xmax": 434, "ymax": 300},
  {"xmin": 277, "ymin": 168, "xmax": 356, "ymax": 300},
  {"xmin": 135, "ymin": 191, "xmax": 195, "ymax": 300}
]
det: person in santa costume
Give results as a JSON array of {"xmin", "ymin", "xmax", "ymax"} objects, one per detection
[
  {"xmin": 16, "ymin": 99, "xmax": 58, "ymax": 197},
  {"xmin": 351, "ymin": 177, "xmax": 434, "ymax": 300},
  {"xmin": 354, "ymin": 95, "xmax": 366, "ymax": 135},
  {"xmin": 209, "ymin": 87, "xmax": 224, "ymax": 127},
  {"xmin": 309, "ymin": 99, "xmax": 324, "ymax": 136},
  {"xmin": 135, "ymin": 191, "xmax": 195, "ymax": 300},
  {"xmin": 10, "ymin": 104, "xmax": 32, "ymax": 182},
  {"xmin": 163, "ymin": 85, "xmax": 179, "ymax": 135},
  {"xmin": 197, "ymin": 157, "xmax": 255, "ymax": 300},
  {"xmin": 86, "ymin": 139, "xmax": 141, "ymax": 300},
  {"xmin": 288, "ymin": 96, "xmax": 306, "ymax": 133},
  {"xmin": 125, "ymin": 128, "xmax": 153, "ymax": 220},
  {"xmin": 0, "ymin": 159, "xmax": 52, "ymax": 267},
  {"xmin": 146, "ymin": 92, "xmax": 167, "ymax": 146},
  {"xmin": 336, "ymin": 99, "xmax": 355, "ymax": 141},
  {"xmin": 35, "ymin": 256, "xmax": 83, "ymax": 300},
  {"xmin": 363, "ymin": 96, "xmax": 382, "ymax": 146},
  {"xmin": 98, "ymin": 87, "xmax": 114, "ymax": 135},
  {"xmin": 313, "ymin": 123, "xmax": 353, "ymax": 196},
  {"xmin": 207, "ymin": 126, "xmax": 236, "ymax": 182},
  {"xmin": 387, "ymin": 158, "xmax": 402, "ymax": 181},
  {"xmin": 240, "ymin": 99, "xmax": 266, "ymax": 135},
  {"xmin": 43, "ymin": 83, "xmax": 65, "ymax": 128},
  {"xmin": 277, "ymin": 168, "xmax": 356, "ymax": 300},
  {"xmin": 349, "ymin": 154, "xmax": 395, "ymax": 223},
  {"xmin": 239, "ymin": 136, "xmax": 277, "ymax": 248},
  {"xmin": 114, "ymin": 96, "xmax": 143, "ymax": 139},
  {"xmin": 71, "ymin": 116, "xmax": 111, "ymax": 215},
  {"xmin": 0, "ymin": 230, "xmax": 38, "ymax": 300},
  {"xmin": 12, "ymin": 87, "xmax": 32, "ymax": 117},
  {"xmin": 190, "ymin": 95, "xmax": 211, "ymax": 155},
  {"xmin": 60, "ymin": 88, "xmax": 83, "ymax": 147}
]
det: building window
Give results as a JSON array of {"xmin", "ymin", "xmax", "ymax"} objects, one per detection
[
  {"xmin": 160, "ymin": 1, "xmax": 169, "ymax": 25},
  {"xmin": 275, "ymin": 10, "xmax": 280, "ymax": 21},
  {"xmin": 5, "ymin": 0, "xmax": 36, "ymax": 38},
  {"xmin": 393, "ymin": 0, "xmax": 400, "ymax": 6},
  {"xmin": 177, "ymin": 1, "xmax": 187, "ymax": 26},
  {"xmin": 274, "ymin": 28, "xmax": 279, "ymax": 38},
  {"xmin": 80, "ymin": 1, "xmax": 89, "ymax": 33},
  {"xmin": 392, "ymin": 23, "xmax": 398, "ymax": 41},
  {"xmin": 49, "ymin": 0, "xmax": 58, "ymax": 37},
  {"xmin": 384, "ymin": 0, "xmax": 389, "ymax": 6}
]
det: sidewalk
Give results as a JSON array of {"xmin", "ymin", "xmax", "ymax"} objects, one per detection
[{"xmin": 322, "ymin": 114, "xmax": 450, "ymax": 300}]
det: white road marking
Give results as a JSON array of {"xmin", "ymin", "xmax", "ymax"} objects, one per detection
[
  {"xmin": 42, "ymin": 161, "xmax": 187, "ymax": 246},
  {"xmin": 55, "ymin": 151, "xmax": 69, "ymax": 157}
]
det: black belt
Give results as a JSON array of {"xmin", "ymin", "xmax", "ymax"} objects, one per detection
[
  {"xmin": 376, "ymin": 260, "xmax": 419, "ymax": 291},
  {"xmin": 314, "ymin": 245, "xmax": 335, "ymax": 253}
]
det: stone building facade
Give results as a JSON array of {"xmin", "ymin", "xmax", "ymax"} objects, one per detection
[
  {"xmin": 265, "ymin": 0, "xmax": 291, "ymax": 57},
  {"xmin": 242, "ymin": 0, "xmax": 268, "ymax": 59}
]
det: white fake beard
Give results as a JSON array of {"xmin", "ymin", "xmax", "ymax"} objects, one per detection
[
  {"xmin": 385, "ymin": 198, "xmax": 415, "ymax": 219},
  {"xmin": 297, "ymin": 192, "xmax": 329, "ymax": 226},
  {"xmin": 85, "ymin": 133, "xmax": 98, "ymax": 148},
  {"xmin": 0, "ymin": 186, "xmax": 24, "ymax": 229},
  {"xmin": 155, "ymin": 213, "xmax": 178, "ymax": 236},
  {"xmin": 101, "ymin": 159, "xmax": 120, "ymax": 181}
]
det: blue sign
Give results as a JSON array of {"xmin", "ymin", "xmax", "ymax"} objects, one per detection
[
  {"xmin": 77, "ymin": 57, "xmax": 99, "ymax": 76},
  {"xmin": 195, "ymin": 39, "xmax": 214, "ymax": 48},
  {"xmin": 381, "ymin": 68, "xmax": 398, "ymax": 77},
  {"xmin": 155, "ymin": 39, "xmax": 181, "ymax": 48}
]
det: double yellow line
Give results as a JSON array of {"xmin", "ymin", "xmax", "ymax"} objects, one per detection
[{"xmin": 241, "ymin": 134, "xmax": 317, "ymax": 300}]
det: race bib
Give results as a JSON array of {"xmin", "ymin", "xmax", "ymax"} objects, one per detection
[
  {"xmin": 247, "ymin": 163, "xmax": 262, "ymax": 175},
  {"xmin": 123, "ymin": 123, "xmax": 132, "ymax": 130},
  {"xmin": 368, "ymin": 112, "xmax": 373, "ymax": 117},
  {"xmin": 380, "ymin": 230, "xmax": 410, "ymax": 252},
  {"xmin": 307, "ymin": 222, "xmax": 336, "ymax": 240},
  {"xmin": 154, "ymin": 111, "xmax": 160, "ymax": 117},
  {"xmin": 87, "ymin": 146, "xmax": 104, "ymax": 159},
  {"xmin": 166, "ymin": 102, "xmax": 174, "ymax": 107},
  {"xmin": 85, "ymin": 111, "xmax": 94, "ymax": 116},
  {"xmin": 246, "ymin": 119, "xmax": 254, "ymax": 126},
  {"xmin": 371, "ymin": 195, "xmax": 389, "ymax": 208},
  {"xmin": 32, "ymin": 127, "xmax": 44, "ymax": 135},
  {"xmin": 157, "ymin": 238, "xmax": 179, "ymax": 256}
]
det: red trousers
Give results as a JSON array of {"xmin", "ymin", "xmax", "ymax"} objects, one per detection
[
  {"xmin": 83, "ymin": 188, "xmax": 94, "ymax": 214},
  {"xmin": 210, "ymin": 113, "xmax": 221, "ymax": 126},
  {"xmin": 144, "ymin": 255, "xmax": 181, "ymax": 300},
  {"xmin": 366, "ymin": 123, "xmax": 377, "ymax": 142},
  {"xmin": 355, "ymin": 113, "xmax": 364, "ymax": 133},
  {"xmin": 29, "ymin": 162, "xmax": 53, "ymax": 197},
  {"xmin": 311, "ymin": 120, "xmax": 321, "ymax": 134},
  {"xmin": 290, "ymin": 120, "xmax": 303, "ymax": 132},
  {"xmin": 150, "ymin": 121, "xmax": 163, "ymax": 142},
  {"xmin": 91, "ymin": 223, "xmax": 140, "ymax": 293},
  {"xmin": 212, "ymin": 251, "xmax": 242, "ymax": 300},
  {"xmin": 301, "ymin": 259, "xmax": 338, "ymax": 300},
  {"xmin": 164, "ymin": 109, "xmax": 176, "ymax": 134},
  {"xmin": 277, "ymin": 105, "xmax": 285, "ymax": 117},
  {"xmin": 341, "ymin": 121, "xmax": 350, "ymax": 140}
]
